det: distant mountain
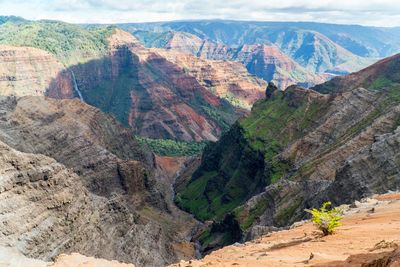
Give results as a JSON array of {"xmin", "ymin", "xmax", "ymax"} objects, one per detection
[
  {"xmin": 175, "ymin": 53, "xmax": 400, "ymax": 251},
  {"xmin": 125, "ymin": 20, "xmax": 400, "ymax": 58},
  {"xmin": 0, "ymin": 15, "xmax": 25, "ymax": 25},
  {"xmin": 133, "ymin": 31, "xmax": 326, "ymax": 89},
  {"xmin": 124, "ymin": 21, "xmax": 387, "ymax": 89}
]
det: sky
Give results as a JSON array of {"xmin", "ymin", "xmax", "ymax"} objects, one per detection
[{"xmin": 1, "ymin": 0, "xmax": 400, "ymax": 27}]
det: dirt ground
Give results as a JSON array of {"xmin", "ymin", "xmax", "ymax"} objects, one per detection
[{"xmin": 170, "ymin": 193, "xmax": 400, "ymax": 267}]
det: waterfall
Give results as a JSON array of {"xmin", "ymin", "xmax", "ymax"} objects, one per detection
[{"xmin": 70, "ymin": 70, "xmax": 84, "ymax": 102}]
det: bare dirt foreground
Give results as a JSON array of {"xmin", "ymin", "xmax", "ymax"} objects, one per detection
[{"xmin": 170, "ymin": 193, "xmax": 400, "ymax": 267}]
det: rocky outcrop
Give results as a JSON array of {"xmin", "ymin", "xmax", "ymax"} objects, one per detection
[
  {"xmin": 175, "ymin": 54, "xmax": 400, "ymax": 248},
  {"xmin": 0, "ymin": 96, "xmax": 198, "ymax": 267},
  {"xmin": 0, "ymin": 45, "xmax": 73, "ymax": 98}
]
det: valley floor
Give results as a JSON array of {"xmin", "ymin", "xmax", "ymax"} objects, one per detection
[{"xmin": 170, "ymin": 193, "xmax": 400, "ymax": 267}]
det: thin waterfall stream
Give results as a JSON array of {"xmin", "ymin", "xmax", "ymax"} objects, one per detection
[{"xmin": 70, "ymin": 70, "xmax": 84, "ymax": 102}]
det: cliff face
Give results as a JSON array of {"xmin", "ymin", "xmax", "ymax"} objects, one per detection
[
  {"xmin": 155, "ymin": 49, "xmax": 266, "ymax": 109},
  {"xmin": 176, "ymin": 54, "xmax": 400, "ymax": 249},
  {"xmin": 0, "ymin": 45, "xmax": 73, "ymax": 98},
  {"xmin": 0, "ymin": 96, "xmax": 198, "ymax": 267},
  {"xmin": 61, "ymin": 29, "xmax": 247, "ymax": 141},
  {"xmin": 234, "ymin": 44, "xmax": 326, "ymax": 89}
]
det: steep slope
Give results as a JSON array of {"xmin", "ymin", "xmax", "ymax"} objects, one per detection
[
  {"xmin": 265, "ymin": 29, "xmax": 374, "ymax": 74},
  {"xmin": 0, "ymin": 96, "xmax": 198, "ymax": 267},
  {"xmin": 135, "ymin": 31, "xmax": 326, "ymax": 89},
  {"xmin": 66, "ymin": 29, "xmax": 242, "ymax": 141},
  {"xmin": 171, "ymin": 194, "xmax": 400, "ymax": 267},
  {"xmin": 234, "ymin": 44, "xmax": 326, "ymax": 89},
  {"xmin": 0, "ymin": 45, "xmax": 73, "ymax": 98},
  {"xmin": 154, "ymin": 48, "xmax": 266, "ymax": 108},
  {"xmin": 175, "ymin": 54, "xmax": 400, "ymax": 250}
]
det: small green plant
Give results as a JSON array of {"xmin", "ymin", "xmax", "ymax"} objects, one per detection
[{"xmin": 305, "ymin": 202, "xmax": 343, "ymax": 236}]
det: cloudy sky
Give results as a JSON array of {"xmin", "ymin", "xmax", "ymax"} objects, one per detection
[{"xmin": 1, "ymin": 0, "xmax": 400, "ymax": 27}]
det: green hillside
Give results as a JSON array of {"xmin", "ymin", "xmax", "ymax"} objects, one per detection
[{"xmin": 0, "ymin": 19, "xmax": 114, "ymax": 66}]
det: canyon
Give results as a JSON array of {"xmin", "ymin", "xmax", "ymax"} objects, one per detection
[
  {"xmin": 0, "ymin": 15, "xmax": 400, "ymax": 267},
  {"xmin": 0, "ymin": 19, "xmax": 266, "ymax": 142}
]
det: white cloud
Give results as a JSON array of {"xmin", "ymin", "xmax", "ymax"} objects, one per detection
[{"xmin": 0, "ymin": 0, "xmax": 399, "ymax": 26}]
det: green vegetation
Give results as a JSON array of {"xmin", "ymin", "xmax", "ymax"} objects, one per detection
[
  {"xmin": 176, "ymin": 88, "xmax": 328, "ymax": 224},
  {"xmin": 274, "ymin": 197, "xmax": 304, "ymax": 227},
  {"xmin": 133, "ymin": 30, "xmax": 172, "ymax": 48},
  {"xmin": 223, "ymin": 92, "xmax": 250, "ymax": 109},
  {"xmin": 305, "ymin": 202, "xmax": 343, "ymax": 236},
  {"xmin": 175, "ymin": 171, "xmax": 219, "ymax": 220},
  {"xmin": 234, "ymin": 200, "xmax": 269, "ymax": 230},
  {"xmin": 136, "ymin": 136, "xmax": 207, "ymax": 156},
  {"xmin": 0, "ymin": 20, "xmax": 114, "ymax": 66}
]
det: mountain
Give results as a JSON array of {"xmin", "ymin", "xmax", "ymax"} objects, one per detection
[
  {"xmin": 129, "ymin": 23, "xmax": 378, "ymax": 89},
  {"xmin": 134, "ymin": 29, "xmax": 373, "ymax": 74},
  {"xmin": 126, "ymin": 20, "xmax": 400, "ymax": 58},
  {"xmin": 0, "ymin": 95, "xmax": 198, "ymax": 267},
  {"xmin": 133, "ymin": 30, "xmax": 328, "ymax": 89},
  {"xmin": 0, "ymin": 19, "xmax": 266, "ymax": 142},
  {"xmin": 175, "ymin": 53, "xmax": 400, "ymax": 251}
]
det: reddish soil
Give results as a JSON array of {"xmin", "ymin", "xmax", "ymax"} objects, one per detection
[{"xmin": 170, "ymin": 194, "xmax": 400, "ymax": 267}]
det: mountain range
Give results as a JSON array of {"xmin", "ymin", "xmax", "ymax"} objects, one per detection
[{"xmin": 121, "ymin": 20, "xmax": 400, "ymax": 89}]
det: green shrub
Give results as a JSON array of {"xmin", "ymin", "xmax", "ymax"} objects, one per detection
[
  {"xmin": 305, "ymin": 202, "xmax": 343, "ymax": 236},
  {"xmin": 136, "ymin": 136, "xmax": 207, "ymax": 156}
]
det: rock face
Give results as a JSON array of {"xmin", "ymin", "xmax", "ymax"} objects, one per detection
[
  {"xmin": 175, "ymin": 53, "xmax": 400, "ymax": 249},
  {"xmin": 0, "ymin": 45, "xmax": 73, "ymax": 97},
  {"xmin": 0, "ymin": 96, "xmax": 198, "ymax": 267},
  {"xmin": 59, "ymin": 29, "xmax": 252, "ymax": 141},
  {"xmin": 135, "ymin": 31, "xmax": 327, "ymax": 90},
  {"xmin": 155, "ymin": 49, "xmax": 266, "ymax": 108}
]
